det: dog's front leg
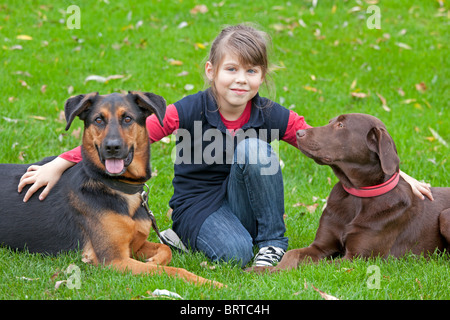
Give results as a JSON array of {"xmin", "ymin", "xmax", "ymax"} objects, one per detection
[
  {"xmin": 134, "ymin": 241, "xmax": 172, "ymax": 265},
  {"xmin": 110, "ymin": 258, "xmax": 224, "ymax": 288}
]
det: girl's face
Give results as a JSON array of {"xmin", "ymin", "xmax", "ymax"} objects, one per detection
[{"xmin": 206, "ymin": 52, "xmax": 264, "ymax": 112}]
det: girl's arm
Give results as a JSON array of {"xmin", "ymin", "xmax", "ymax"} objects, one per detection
[
  {"xmin": 400, "ymin": 170, "xmax": 433, "ymax": 201},
  {"xmin": 18, "ymin": 156, "xmax": 76, "ymax": 202},
  {"xmin": 18, "ymin": 104, "xmax": 179, "ymax": 202}
]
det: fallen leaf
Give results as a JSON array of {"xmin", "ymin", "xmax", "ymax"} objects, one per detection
[
  {"xmin": 55, "ymin": 280, "xmax": 67, "ymax": 289},
  {"xmin": 303, "ymin": 85, "xmax": 317, "ymax": 92},
  {"xmin": 376, "ymin": 93, "xmax": 390, "ymax": 112},
  {"xmin": 401, "ymin": 98, "xmax": 416, "ymax": 104},
  {"xmin": 190, "ymin": 4, "xmax": 208, "ymax": 14},
  {"xmin": 16, "ymin": 276, "xmax": 40, "ymax": 281},
  {"xmin": 415, "ymin": 278, "xmax": 423, "ymax": 289},
  {"xmin": 348, "ymin": 6, "xmax": 362, "ymax": 13},
  {"xmin": 293, "ymin": 202, "xmax": 319, "ymax": 213},
  {"xmin": 16, "ymin": 35, "xmax": 33, "ymax": 40},
  {"xmin": 18, "ymin": 80, "xmax": 30, "ymax": 88},
  {"xmin": 169, "ymin": 60, "xmax": 183, "ymax": 66},
  {"xmin": 200, "ymin": 261, "xmax": 216, "ymax": 270},
  {"xmin": 177, "ymin": 21, "xmax": 188, "ymax": 29},
  {"xmin": 312, "ymin": 284, "xmax": 339, "ymax": 300},
  {"xmin": 160, "ymin": 136, "xmax": 171, "ymax": 143},
  {"xmin": 3, "ymin": 117, "xmax": 19, "ymax": 123},
  {"xmin": 84, "ymin": 74, "xmax": 126, "ymax": 83},
  {"xmin": 18, "ymin": 151, "xmax": 26, "ymax": 161},
  {"xmin": 398, "ymin": 29, "xmax": 407, "ymax": 36},
  {"xmin": 50, "ymin": 270, "xmax": 62, "ymax": 281},
  {"xmin": 177, "ymin": 71, "xmax": 189, "ymax": 77},
  {"xmin": 395, "ymin": 42, "xmax": 412, "ymax": 50},
  {"xmin": 429, "ymin": 128, "xmax": 448, "ymax": 147},
  {"xmin": 415, "ymin": 82, "xmax": 427, "ymax": 93},
  {"xmin": 351, "ymin": 92, "xmax": 368, "ymax": 98},
  {"xmin": 29, "ymin": 115, "xmax": 46, "ymax": 121},
  {"xmin": 195, "ymin": 42, "xmax": 206, "ymax": 50}
]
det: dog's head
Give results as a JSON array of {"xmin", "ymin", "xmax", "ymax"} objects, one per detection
[
  {"xmin": 296, "ymin": 113, "xmax": 399, "ymax": 188},
  {"xmin": 64, "ymin": 91, "xmax": 166, "ymax": 182}
]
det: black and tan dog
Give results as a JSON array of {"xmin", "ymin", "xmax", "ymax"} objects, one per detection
[{"xmin": 0, "ymin": 91, "xmax": 222, "ymax": 287}]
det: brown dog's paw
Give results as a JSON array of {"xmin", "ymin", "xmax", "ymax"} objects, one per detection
[{"xmin": 244, "ymin": 266, "xmax": 274, "ymax": 274}]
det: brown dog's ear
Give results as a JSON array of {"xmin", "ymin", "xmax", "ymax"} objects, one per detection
[
  {"xmin": 366, "ymin": 127, "xmax": 400, "ymax": 175},
  {"xmin": 64, "ymin": 92, "xmax": 99, "ymax": 131},
  {"xmin": 128, "ymin": 91, "xmax": 166, "ymax": 127}
]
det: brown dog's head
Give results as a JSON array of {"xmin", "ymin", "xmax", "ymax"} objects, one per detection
[
  {"xmin": 296, "ymin": 113, "xmax": 400, "ymax": 188},
  {"xmin": 64, "ymin": 91, "xmax": 166, "ymax": 182}
]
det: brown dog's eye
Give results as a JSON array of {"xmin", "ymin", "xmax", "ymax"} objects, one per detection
[
  {"xmin": 338, "ymin": 122, "xmax": 344, "ymax": 128},
  {"xmin": 95, "ymin": 117, "xmax": 103, "ymax": 124}
]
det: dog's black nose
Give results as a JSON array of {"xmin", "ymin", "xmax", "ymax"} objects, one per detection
[
  {"xmin": 105, "ymin": 139, "xmax": 122, "ymax": 156},
  {"xmin": 296, "ymin": 130, "xmax": 306, "ymax": 139}
]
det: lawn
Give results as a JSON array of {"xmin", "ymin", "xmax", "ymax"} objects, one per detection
[{"xmin": 0, "ymin": 0, "xmax": 449, "ymax": 303}]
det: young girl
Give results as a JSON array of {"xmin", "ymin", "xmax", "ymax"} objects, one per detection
[{"xmin": 18, "ymin": 24, "xmax": 432, "ymax": 268}]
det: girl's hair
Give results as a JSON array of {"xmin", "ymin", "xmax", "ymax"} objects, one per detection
[{"xmin": 206, "ymin": 23, "xmax": 275, "ymax": 106}]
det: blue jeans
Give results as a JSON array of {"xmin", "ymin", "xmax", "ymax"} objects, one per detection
[{"xmin": 196, "ymin": 138, "xmax": 288, "ymax": 267}]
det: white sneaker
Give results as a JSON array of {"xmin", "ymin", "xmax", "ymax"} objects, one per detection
[{"xmin": 253, "ymin": 246, "xmax": 285, "ymax": 267}]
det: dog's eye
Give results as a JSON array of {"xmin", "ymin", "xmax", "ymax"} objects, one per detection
[
  {"xmin": 123, "ymin": 116, "xmax": 132, "ymax": 124},
  {"xmin": 95, "ymin": 117, "xmax": 103, "ymax": 124},
  {"xmin": 338, "ymin": 122, "xmax": 344, "ymax": 128}
]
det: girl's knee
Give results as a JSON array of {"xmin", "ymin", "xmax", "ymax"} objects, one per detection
[
  {"xmin": 220, "ymin": 240, "xmax": 253, "ymax": 267},
  {"xmin": 234, "ymin": 138, "xmax": 279, "ymax": 176}
]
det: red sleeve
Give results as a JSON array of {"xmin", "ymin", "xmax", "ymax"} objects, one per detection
[
  {"xmin": 147, "ymin": 103, "xmax": 179, "ymax": 143},
  {"xmin": 59, "ymin": 104, "xmax": 180, "ymax": 163},
  {"xmin": 59, "ymin": 145, "xmax": 82, "ymax": 163},
  {"xmin": 281, "ymin": 110, "xmax": 313, "ymax": 148}
]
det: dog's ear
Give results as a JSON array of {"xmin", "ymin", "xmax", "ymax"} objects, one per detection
[
  {"xmin": 128, "ymin": 91, "xmax": 166, "ymax": 127},
  {"xmin": 64, "ymin": 92, "xmax": 99, "ymax": 131},
  {"xmin": 366, "ymin": 127, "xmax": 399, "ymax": 175}
]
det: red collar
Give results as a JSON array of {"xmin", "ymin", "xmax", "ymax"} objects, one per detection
[{"xmin": 342, "ymin": 171, "xmax": 400, "ymax": 198}]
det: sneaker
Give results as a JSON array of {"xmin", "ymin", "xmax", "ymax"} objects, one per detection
[
  {"xmin": 252, "ymin": 246, "xmax": 286, "ymax": 267},
  {"xmin": 159, "ymin": 229, "xmax": 188, "ymax": 253}
]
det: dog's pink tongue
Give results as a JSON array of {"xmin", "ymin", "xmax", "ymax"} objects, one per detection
[{"xmin": 105, "ymin": 159, "xmax": 124, "ymax": 174}]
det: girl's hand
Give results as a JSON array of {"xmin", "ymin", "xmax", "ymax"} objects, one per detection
[
  {"xmin": 18, "ymin": 157, "xmax": 75, "ymax": 202},
  {"xmin": 400, "ymin": 170, "xmax": 434, "ymax": 201}
]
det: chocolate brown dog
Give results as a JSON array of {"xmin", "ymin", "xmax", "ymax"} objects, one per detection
[
  {"xmin": 0, "ymin": 92, "xmax": 222, "ymax": 287},
  {"xmin": 249, "ymin": 113, "xmax": 450, "ymax": 272}
]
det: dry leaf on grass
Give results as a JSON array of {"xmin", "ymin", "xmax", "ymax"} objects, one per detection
[
  {"xmin": 351, "ymin": 92, "xmax": 368, "ymax": 99},
  {"xmin": 312, "ymin": 284, "xmax": 339, "ymax": 300},
  {"xmin": 190, "ymin": 5, "xmax": 208, "ymax": 14},
  {"xmin": 293, "ymin": 202, "xmax": 319, "ymax": 213},
  {"xmin": 84, "ymin": 74, "xmax": 127, "ymax": 83}
]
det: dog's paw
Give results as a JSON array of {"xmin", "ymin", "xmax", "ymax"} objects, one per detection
[{"xmin": 244, "ymin": 266, "xmax": 274, "ymax": 274}]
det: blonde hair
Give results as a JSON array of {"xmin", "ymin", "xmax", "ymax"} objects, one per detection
[{"xmin": 206, "ymin": 23, "xmax": 275, "ymax": 106}]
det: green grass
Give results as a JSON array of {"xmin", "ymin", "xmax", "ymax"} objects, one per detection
[{"xmin": 0, "ymin": 0, "xmax": 449, "ymax": 301}]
